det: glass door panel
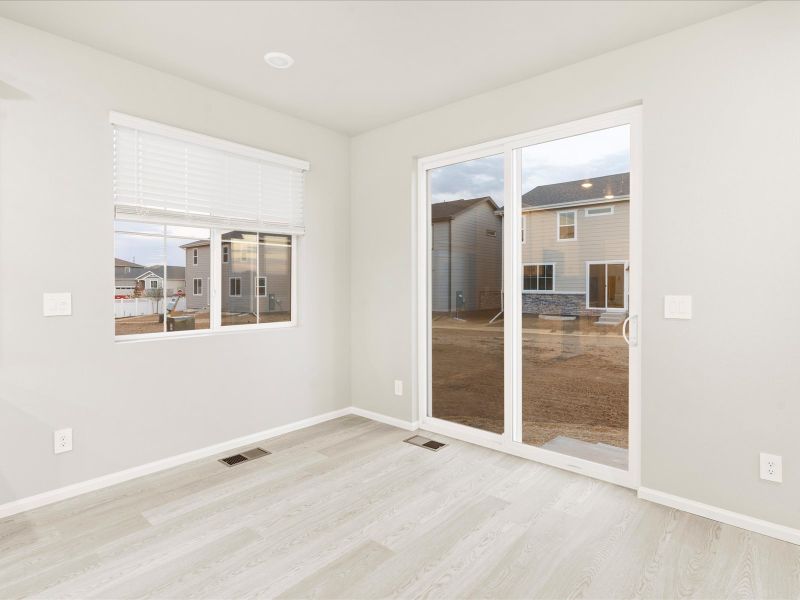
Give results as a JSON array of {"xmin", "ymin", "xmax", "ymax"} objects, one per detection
[
  {"xmin": 428, "ymin": 154, "xmax": 504, "ymax": 433},
  {"xmin": 518, "ymin": 125, "xmax": 631, "ymax": 469}
]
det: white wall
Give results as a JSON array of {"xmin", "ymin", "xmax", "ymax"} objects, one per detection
[
  {"xmin": 350, "ymin": 1, "xmax": 800, "ymax": 530},
  {"xmin": 0, "ymin": 17, "xmax": 350, "ymax": 504}
]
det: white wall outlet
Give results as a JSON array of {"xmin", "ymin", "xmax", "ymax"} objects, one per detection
[
  {"xmin": 54, "ymin": 428, "xmax": 73, "ymax": 454},
  {"xmin": 664, "ymin": 295, "xmax": 692, "ymax": 319},
  {"xmin": 760, "ymin": 452, "xmax": 782, "ymax": 483},
  {"xmin": 43, "ymin": 292, "xmax": 72, "ymax": 317},
  {"xmin": 394, "ymin": 380, "xmax": 403, "ymax": 396}
]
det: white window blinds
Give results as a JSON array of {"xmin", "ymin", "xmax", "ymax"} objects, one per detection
[{"xmin": 111, "ymin": 113, "xmax": 309, "ymax": 235}]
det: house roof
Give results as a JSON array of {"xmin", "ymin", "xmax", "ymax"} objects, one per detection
[
  {"xmin": 115, "ymin": 258, "xmax": 144, "ymax": 268},
  {"xmin": 431, "ymin": 196, "xmax": 498, "ymax": 222},
  {"xmin": 522, "ymin": 172, "xmax": 629, "ymax": 209},
  {"xmin": 134, "ymin": 265, "xmax": 186, "ymax": 280}
]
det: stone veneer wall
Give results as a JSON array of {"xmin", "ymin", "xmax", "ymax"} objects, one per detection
[{"xmin": 521, "ymin": 292, "xmax": 594, "ymax": 316}]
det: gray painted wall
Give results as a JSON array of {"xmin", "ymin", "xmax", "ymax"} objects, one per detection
[
  {"xmin": 0, "ymin": 17, "xmax": 350, "ymax": 505},
  {"xmin": 350, "ymin": 2, "xmax": 800, "ymax": 530}
]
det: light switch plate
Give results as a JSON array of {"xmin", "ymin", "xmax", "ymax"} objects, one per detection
[
  {"xmin": 394, "ymin": 380, "xmax": 403, "ymax": 396},
  {"xmin": 43, "ymin": 292, "xmax": 72, "ymax": 317},
  {"xmin": 664, "ymin": 295, "xmax": 692, "ymax": 319}
]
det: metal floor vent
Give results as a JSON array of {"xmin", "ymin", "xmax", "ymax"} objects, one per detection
[
  {"xmin": 218, "ymin": 447, "xmax": 271, "ymax": 467},
  {"xmin": 404, "ymin": 435, "xmax": 447, "ymax": 452}
]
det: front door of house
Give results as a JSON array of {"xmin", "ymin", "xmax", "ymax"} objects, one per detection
[{"xmin": 588, "ymin": 262, "xmax": 628, "ymax": 310}]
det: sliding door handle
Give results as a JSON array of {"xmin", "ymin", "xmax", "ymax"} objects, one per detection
[{"xmin": 622, "ymin": 315, "xmax": 638, "ymax": 347}]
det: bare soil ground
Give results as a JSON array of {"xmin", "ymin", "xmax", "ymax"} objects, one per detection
[
  {"xmin": 431, "ymin": 310, "xmax": 628, "ymax": 449},
  {"xmin": 115, "ymin": 311, "xmax": 290, "ymax": 336}
]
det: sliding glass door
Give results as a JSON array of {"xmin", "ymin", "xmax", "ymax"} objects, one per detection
[
  {"xmin": 517, "ymin": 125, "xmax": 631, "ymax": 470},
  {"xmin": 427, "ymin": 155, "xmax": 504, "ymax": 434},
  {"xmin": 420, "ymin": 107, "xmax": 641, "ymax": 488}
]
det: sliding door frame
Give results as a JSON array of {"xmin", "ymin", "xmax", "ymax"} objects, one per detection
[{"xmin": 415, "ymin": 106, "xmax": 642, "ymax": 489}]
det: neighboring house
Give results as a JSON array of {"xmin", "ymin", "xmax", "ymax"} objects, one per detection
[
  {"xmin": 431, "ymin": 196, "xmax": 502, "ymax": 313},
  {"xmin": 182, "ymin": 232, "xmax": 291, "ymax": 315},
  {"xmin": 114, "ymin": 258, "xmax": 143, "ymax": 295},
  {"xmin": 114, "ymin": 258, "xmax": 186, "ymax": 297},
  {"xmin": 517, "ymin": 172, "xmax": 630, "ymax": 316}
]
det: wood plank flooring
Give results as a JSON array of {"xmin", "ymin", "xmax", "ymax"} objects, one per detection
[{"xmin": 0, "ymin": 415, "xmax": 798, "ymax": 599}]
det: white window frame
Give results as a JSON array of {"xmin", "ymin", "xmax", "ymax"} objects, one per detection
[
  {"xmin": 148, "ymin": 279, "xmax": 160, "ymax": 289},
  {"xmin": 522, "ymin": 263, "xmax": 555, "ymax": 293},
  {"xmin": 585, "ymin": 206, "xmax": 614, "ymax": 217},
  {"xmin": 557, "ymin": 210, "xmax": 577, "ymax": 241},
  {"xmin": 229, "ymin": 277, "xmax": 242, "ymax": 297},
  {"xmin": 521, "ymin": 214, "xmax": 527, "ymax": 244},
  {"xmin": 192, "ymin": 248, "xmax": 198, "ymax": 265},
  {"xmin": 222, "ymin": 245, "xmax": 229, "ymax": 263},
  {"xmin": 115, "ymin": 231, "xmax": 297, "ymax": 342},
  {"xmin": 193, "ymin": 278, "xmax": 202, "ymax": 296},
  {"xmin": 257, "ymin": 276, "xmax": 267, "ymax": 297}
]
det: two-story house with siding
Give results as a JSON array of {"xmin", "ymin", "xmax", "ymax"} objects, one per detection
[
  {"xmin": 518, "ymin": 172, "xmax": 629, "ymax": 316},
  {"xmin": 431, "ymin": 196, "xmax": 502, "ymax": 313},
  {"xmin": 181, "ymin": 231, "xmax": 291, "ymax": 317}
]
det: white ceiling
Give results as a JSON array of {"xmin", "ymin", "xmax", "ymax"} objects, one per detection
[{"xmin": 0, "ymin": 0, "xmax": 755, "ymax": 134}]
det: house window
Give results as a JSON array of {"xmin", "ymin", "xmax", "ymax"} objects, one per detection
[
  {"xmin": 124, "ymin": 266, "xmax": 131, "ymax": 273},
  {"xmin": 112, "ymin": 113, "xmax": 304, "ymax": 339},
  {"xmin": 521, "ymin": 214, "xmax": 527, "ymax": 244},
  {"xmin": 523, "ymin": 264, "xmax": 554, "ymax": 291},
  {"xmin": 557, "ymin": 210, "xmax": 577, "ymax": 240},
  {"xmin": 585, "ymin": 206, "xmax": 614, "ymax": 217},
  {"xmin": 486, "ymin": 229, "xmax": 497, "ymax": 238}
]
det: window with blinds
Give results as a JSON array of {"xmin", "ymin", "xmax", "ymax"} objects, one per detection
[{"xmin": 112, "ymin": 113, "xmax": 304, "ymax": 340}]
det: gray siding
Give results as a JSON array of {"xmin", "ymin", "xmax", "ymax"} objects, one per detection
[
  {"xmin": 449, "ymin": 201, "xmax": 502, "ymax": 312},
  {"xmin": 431, "ymin": 221, "xmax": 450, "ymax": 312},
  {"xmin": 185, "ymin": 245, "xmax": 211, "ymax": 310},
  {"xmin": 184, "ymin": 239, "xmax": 291, "ymax": 315},
  {"xmin": 521, "ymin": 200, "xmax": 629, "ymax": 294}
]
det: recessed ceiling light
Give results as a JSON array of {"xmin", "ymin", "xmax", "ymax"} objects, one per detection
[
  {"xmin": 605, "ymin": 194, "xmax": 615, "ymax": 199},
  {"xmin": 581, "ymin": 182, "xmax": 593, "ymax": 189},
  {"xmin": 264, "ymin": 52, "xmax": 294, "ymax": 69}
]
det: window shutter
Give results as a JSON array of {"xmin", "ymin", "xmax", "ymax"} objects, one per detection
[{"xmin": 111, "ymin": 113, "xmax": 308, "ymax": 235}]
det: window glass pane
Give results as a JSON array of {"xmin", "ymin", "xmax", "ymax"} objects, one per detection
[
  {"xmin": 559, "ymin": 211, "xmax": 575, "ymax": 226},
  {"xmin": 167, "ymin": 237, "xmax": 208, "ymax": 333},
  {"xmin": 221, "ymin": 231, "xmax": 257, "ymax": 326},
  {"xmin": 560, "ymin": 225, "xmax": 575, "ymax": 239},
  {"xmin": 114, "ymin": 232, "xmax": 164, "ymax": 336},
  {"xmin": 258, "ymin": 233, "xmax": 292, "ymax": 323}
]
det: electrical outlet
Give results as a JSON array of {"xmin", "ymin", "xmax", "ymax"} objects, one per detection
[
  {"xmin": 760, "ymin": 452, "xmax": 782, "ymax": 483},
  {"xmin": 54, "ymin": 428, "xmax": 73, "ymax": 454},
  {"xmin": 394, "ymin": 380, "xmax": 403, "ymax": 396}
]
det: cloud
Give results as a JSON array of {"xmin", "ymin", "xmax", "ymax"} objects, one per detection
[{"xmin": 429, "ymin": 125, "xmax": 630, "ymax": 207}]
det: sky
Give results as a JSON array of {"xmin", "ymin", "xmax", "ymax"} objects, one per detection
[
  {"xmin": 429, "ymin": 125, "xmax": 630, "ymax": 207},
  {"xmin": 114, "ymin": 223, "xmax": 209, "ymax": 267}
]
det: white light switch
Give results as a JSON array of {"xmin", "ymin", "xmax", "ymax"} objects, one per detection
[
  {"xmin": 394, "ymin": 380, "xmax": 403, "ymax": 396},
  {"xmin": 664, "ymin": 295, "xmax": 692, "ymax": 319},
  {"xmin": 43, "ymin": 292, "xmax": 72, "ymax": 317}
]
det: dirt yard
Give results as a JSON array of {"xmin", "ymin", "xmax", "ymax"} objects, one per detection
[
  {"xmin": 114, "ymin": 311, "xmax": 290, "ymax": 336},
  {"xmin": 431, "ymin": 310, "xmax": 628, "ymax": 450}
]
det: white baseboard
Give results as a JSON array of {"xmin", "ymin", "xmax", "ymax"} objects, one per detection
[
  {"xmin": 0, "ymin": 407, "xmax": 351, "ymax": 520},
  {"xmin": 349, "ymin": 406, "xmax": 419, "ymax": 431},
  {"xmin": 638, "ymin": 487, "xmax": 800, "ymax": 546}
]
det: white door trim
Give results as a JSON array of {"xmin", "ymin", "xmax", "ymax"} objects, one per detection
[{"xmin": 415, "ymin": 105, "xmax": 643, "ymax": 490}]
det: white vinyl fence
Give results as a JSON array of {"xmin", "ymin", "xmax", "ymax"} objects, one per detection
[{"xmin": 114, "ymin": 297, "xmax": 186, "ymax": 318}]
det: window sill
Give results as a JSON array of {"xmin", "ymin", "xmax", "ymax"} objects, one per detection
[{"xmin": 114, "ymin": 320, "xmax": 296, "ymax": 344}]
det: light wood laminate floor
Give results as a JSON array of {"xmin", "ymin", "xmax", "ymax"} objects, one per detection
[{"xmin": 0, "ymin": 415, "xmax": 798, "ymax": 599}]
